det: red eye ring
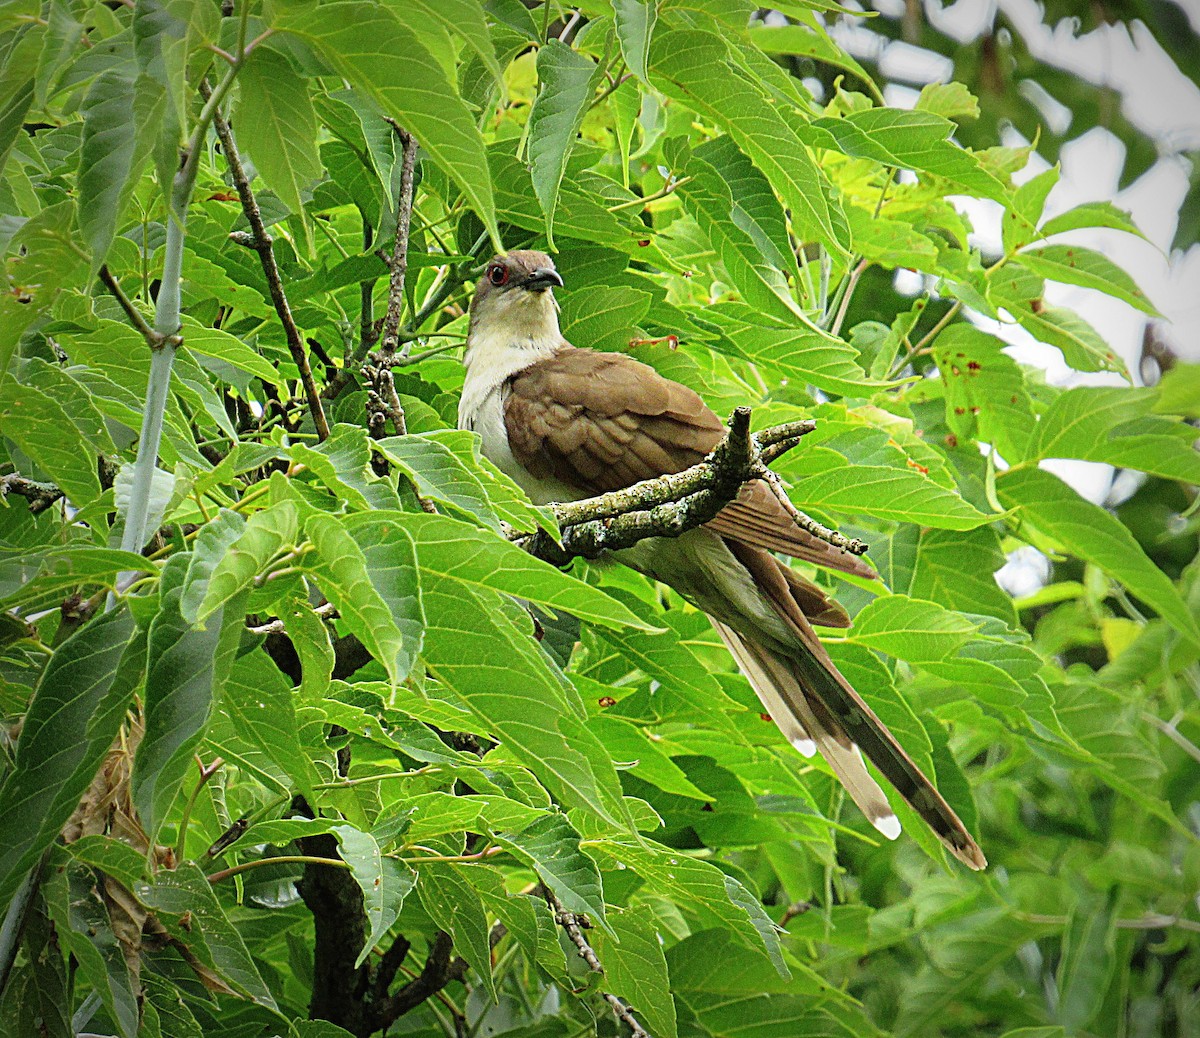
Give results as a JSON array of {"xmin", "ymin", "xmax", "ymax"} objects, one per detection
[{"xmin": 488, "ymin": 264, "xmax": 509, "ymax": 287}]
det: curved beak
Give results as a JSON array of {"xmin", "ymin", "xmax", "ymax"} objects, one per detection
[{"xmin": 524, "ymin": 267, "xmax": 564, "ymax": 291}]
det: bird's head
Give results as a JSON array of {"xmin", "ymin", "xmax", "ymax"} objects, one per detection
[{"xmin": 468, "ymin": 250, "xmax": 564, "ymax": 344}]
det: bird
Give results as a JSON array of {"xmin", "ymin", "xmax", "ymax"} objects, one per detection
[{"xmin": 457, "ymin": 249, "xmax": 986, "ymax": 870}]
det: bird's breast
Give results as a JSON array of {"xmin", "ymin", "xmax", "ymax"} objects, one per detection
[{"xmin": 460, "ymin": 382, "xmax": 583, "ymax": 507}]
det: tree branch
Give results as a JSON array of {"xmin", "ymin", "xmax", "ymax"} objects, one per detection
[
  {"xmin": 542, "ymin": 888, "xmax": 652, "ymax": 1038},
  {"xmin": 0, "ymin": 473, "xmax": 64, "ymax": 514},
  {"xmin": 511, "ymin": 411, "xmax": 867, "ymax": 565},
  {"xmin": 202, "ymin": 79, "xmax": 331, "ymax": 442},
  {"xmin": 378, "ymin": 125, "xmax": 418, "ymax": 361}
]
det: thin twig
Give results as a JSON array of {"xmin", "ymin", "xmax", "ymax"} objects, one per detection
[
  {"xmin": 247, "ymin": 602, "xmax": 338, "ymax": 636},
  {"xmin": 202, "ymin": 79, "xmax": 331, "ymax": 441},
  {"xmin": 175, "ymin": 756, "xmax": 224, "ymax": 862},
  {"xmin": 829, "ymin": 257, "xmax": 870, "ymax": 338},
  {"xmin": 542, "ymin": 888, "xmax": 652, "ymax": 1038},
  {"xmin": 887, "ymin": 300, "xmax": 963, "ymax": 380},
  {"xmin": 98, "ymin": 265, "xmax": 160, "ymax": 345},
  {"xmin": 606, "ymin": 175, "xmax": 692, "ymax": 212},
  {"xmin": 1012, "ymin": 909, "xmax": 1200, "ymax": 935},
  {"xmin": 1143, "ymin": 711, "xmax": 1200, "ymax": 766}
]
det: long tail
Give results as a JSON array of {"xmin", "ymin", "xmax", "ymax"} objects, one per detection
[{"xmin": 719, "ymin": 543, "xmax": 987, "ymax": 870}]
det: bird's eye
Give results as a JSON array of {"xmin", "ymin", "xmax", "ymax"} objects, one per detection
[{"xmin": 488, "ymin": 264, "xmax": 509, "ymax": 287}]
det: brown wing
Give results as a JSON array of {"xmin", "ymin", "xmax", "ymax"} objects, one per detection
[
  {"xmin": 504, "ymin": 347, "xmax": 724, "ymax": 493},
  {"xmin": 505, "ymin": 346, "xmax": 876, "ymax": 580},
  {"xmin": 707, "ymin": 480, "xmax": 877, "ymax": 581}
]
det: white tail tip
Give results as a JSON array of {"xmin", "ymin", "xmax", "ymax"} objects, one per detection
[
  {"xmin": 789, "ymin": 737, "xmax": 816, "ymax": 758},
  {"xmin": 874, "ymin": 813, "xmax": 902, "ymax": 841}
]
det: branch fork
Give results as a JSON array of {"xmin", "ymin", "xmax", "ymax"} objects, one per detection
[{"xmin": 513, "ymin": 409, "xmax": 866, "ymax": 565}]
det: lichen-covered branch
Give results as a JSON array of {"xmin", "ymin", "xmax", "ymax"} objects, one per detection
[
  {"xmin": 511, "ymin": 411, "xmax": 866, "ymax": 565},
  {"xmin": 0, "ymin": 473, "xmax": 64, "ymax": 514},
  {"xmin": 378, "ymin": 125, "xmax": 418, "ymax": 361},
  {"xmin": 203, "ymin": 80, "xmax": 331, "ymax": 442},
  {"xmin": 542, "ymin": 888, "xmax": 652, "ymax": 1038}
]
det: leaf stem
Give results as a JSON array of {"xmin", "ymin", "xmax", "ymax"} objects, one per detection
[
  {"xmin": 207, "ymin": 854, "xmax": 350, "ymax": 884},
  {"xmin": 175, "ymin": 756, "xmax": 225, "ymax": 862},
  {"xmin": 606, "ymin": 175, "xmax": 691, "ymax": 212}
]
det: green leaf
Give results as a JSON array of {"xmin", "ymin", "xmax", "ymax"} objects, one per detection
[
  {"xmin": 1018, "ymin": 244, "xmax": 1160, "ymax": 316},
  {"xmin": 417, "ymin": 862, "xmax": 496, "ymax": 1000},
  {"xmin": 420, "ymin": 576, "xmax": 626, "ymax": 822},
  {"xmin": 586, "ymin": 838, "xmax": 789, "ymax": 977},
  {"xmin": 1155, "ymin": 362, "xmax": 1200, "ymax": 418},
  {"xmin": 408, "ymin": 0, "xmax": 502, "ymax": 88},
  {"xmin": 916, "ymin": 81, "xmax": 981, "ymax": 120},
  {"xmin": 289, "ymin": 423, "xmax": 400, "ymax": 511},
  {"xmin": 781, "ymin": 457, "xmax": 992, "ymax": 530},
  {"xmin": 909, "ymin": 527, "xmax": 1017, "ymax": 626},
  {"xmin": 593, "ymin": 903, "xmax": 678, "ymax": 1038},
  {"xmin": 612, "ymin": 0, "xmax": 657, "ymax": 85},
  {"xmin": 219, "ymin": 648, "xmax": 319, "ymax": 802},
  {"xmin": 185, "ymin": 502, "xmax": 297, "ymax": 625},
  {"xmin": 750, "ymin": 23, "xmax": 882, "ymax": 103},
  {"xmin": 65, "ymin": 835, "xmax": 146, "ymax": 891},
  {"xmin": 991, "ymin": 265, "xmax": 1126, "ymax": 374},
  {"xmin": 236, "ymin": 46, "xmax": 322, "ymax": 217},
  {"xmin": 341, "ymin": 512, "xmax": 426, "ymax": 670},
  {"xmin": 134, "ymin": 554, "xmax": 239, "ymax": 839},
  {"xmin": 280, "ymin": 1, "xmax": 500, "ymax": 249},
  {"xmin": 45, "ymin": 866, "xmax": 139, "ymax": 1038},
  {"xmin": 673, "ymin": 145, "xmax": 804, "ymax": 322},
  {"xmin": 136, "ymin": 862, "xmax": 276, "ymax": 1008},
  {"xmin": 182, "ymin": 317, "xmax": 283, "ymax": 386},
  {"xmin": 703, "ymin": 308, "xmax": 875, "ymax": 397},
  {"xmin": 401, "ymin": 511, "xmax": 653, "ymax": 631},
  {"xmin": 529, "ymin": 40, "xmax": 602, "ymax": 248},
  {"xmin": 494, "ymin": 811, "xmax": 606, "ymax": 925},
  {"xmin": 933, "ymin": 323, "xmax": 1035, "ymax": 462},
  {"xmin": 847, "ymin": 595, "xmax": 981, "ymax": 661},
  {"xmin": 0, "ymin": 380, "xmax": 101, "ymax": 506},
  {"xmin": 650, "ymin": 27, "xmax": 850, "ymax": 258},
  {"xmin": 0, "ymin": 545, "xmax": 153, "ymax": 610},
  {"xmin": 695, "ymin": 135, "xmax": 798, "ymax": 280},
  {"xmin": 588, "ymin": 715, "xmax": 710, "ymax": 799},
  {"xmin": 304, "ymin": 512, "xmax": 420, "ymax": 684},
  {"xmin": 847, "ymin": 207, "xmax": 940, "ymax": 271},
  {"xmin": 0, "ymin": 607, "xmax": 137, "ymax": 903},
  {"xmin": 140, "ymin": 974, "xmax": 203, "ymax": 1038},
  {"xmin": 1055, "ymin": 895, "xmax": 1117, "ymax": 1033},
  {"xmin": 179, "ymin": 508, "xmax": 246, "ymax": 622},
  {"xmin": 558, "ymin": 283, "xmax": 654, "ymax": 353},
  {"xmin": 332, "ymin": 824, "xmax": 417, "ymax": 969},
  {"xmin": 374, "ymin": 431, "xmax": 500, "ymax": 529},
  {"xmin": 77, "ymin": 67, "xmax": 137, "ymax": 271},
  {"xmin": 997, "ymin": 466, "xmax": 1200, "ymax": 647},
  {"xmin": 1023, "ymin": 385, "xmax": 1200, "ymax": 483},
  {"xmin": 807, "ymin": 107, "xmax": 1009, "ymax": 204},
  {"xmin": 1040, "ymin": 201, "xmax": 1146, "ymax": 240},
  {"xmin": 1001, "ymin": 166, "xmax": 1059, "ymax": 254}
]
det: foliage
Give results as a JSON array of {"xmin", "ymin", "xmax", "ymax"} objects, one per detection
[{"xmin": 1, "ymin": 2, "xmax": 1198, "ymax": 1037}]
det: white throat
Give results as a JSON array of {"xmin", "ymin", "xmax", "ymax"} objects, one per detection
[
  {"xmin": 459, "ymin": 290, "xmax": 563, "ymax": 426},
  {"xmin": 457, "ymin": 289, "xmax": 578, "ymax": 504}
]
